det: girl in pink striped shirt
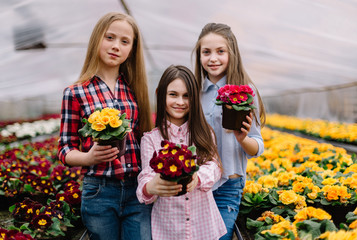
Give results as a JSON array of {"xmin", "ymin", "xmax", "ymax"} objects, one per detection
[{"xmin": 136, "ymin": 65, "xmax": 227, "ymax": 240}]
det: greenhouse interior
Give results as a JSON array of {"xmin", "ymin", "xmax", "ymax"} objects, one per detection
[{"xmin": 1, "ymin": 0, "xmax": 357, "ymax": 239}]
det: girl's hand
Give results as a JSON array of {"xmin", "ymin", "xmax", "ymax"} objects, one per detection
[
  {"xmin": 186, "ymin": 172, "xmax": 199, "ymax": 192},
  {"xmin": 146, "ymin": 173, "xmax": 182, "ymax": 197},
  {"xmin": 233, "ymin": 112, "xmax": 253, "ymax": 143},
  {"xmin": 86, "ymin": 142, "xmax": 119, "ymax": 165}
]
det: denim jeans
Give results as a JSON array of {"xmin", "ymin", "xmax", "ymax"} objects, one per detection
[
  {"xmin": 81, "ymin": 176, "xmax": 152, "ymax": 240},
  {"xmin": 213, "ymin": 177, "xmax": 245, "ymax": 240}
]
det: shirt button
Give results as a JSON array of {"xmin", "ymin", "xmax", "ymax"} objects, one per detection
[
  {"xmin": 127, "ymin": 164, "xmax": 131, "ymax": 167},
  {"xmin": 180, "ymin": 139, "xmax": 184, "ymax": 143},
  {"xmin": 178, "ymin": 128, "xmax": 181, "ymax": 132},
  {"xmin": 185, "ymin": 197, "xmax": 189, "ymax": 200},
  {"xmin": 186, "ymin": 218, "xmax": 189, "ymax": 221}
]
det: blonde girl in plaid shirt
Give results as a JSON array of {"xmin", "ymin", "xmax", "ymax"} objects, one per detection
[{"xmin": 137, "ymin": 65, "xmax": 227, "ymax": 240}]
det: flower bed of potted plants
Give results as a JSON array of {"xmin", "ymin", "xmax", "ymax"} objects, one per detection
[
  {"xmin": 0, "ymin": 137, "xmax": 83, "ymax": 239},
  {"xmin": 0, "ymin": 117, "xmax": 60, "ymax": 145},
  {"xmin": 266, "ymin": 113, "xmax": 357, "ymax": 145},
  {"xmin": 239, "ymin": 127, "xmax": 357, "ymax": 239}
]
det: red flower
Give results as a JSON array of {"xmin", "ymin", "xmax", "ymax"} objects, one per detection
[
  {"xmin": 149, "ymin": 140, "xmax": 198, "ymax": 181},
  {"xmin": 161, "ymin": 140, "xmax": 176, "ymax": 149},
  {"xmin": 29, "ymin": 213, "xmax": 53, "ymax": 230},
  {"xmin": 149, "ymin": 152, "xmax": 165, "ymax": 173},
  {"xmin": 216, "ymin": 84, "xmax": 256, "ymax": 111},
  {"xmin": 163, "ymin": 157, "xmax": 183, "ymax": 178},
  {"xmin": 65, "ymin": 188, "xmax": 82, "ymax": 205}
]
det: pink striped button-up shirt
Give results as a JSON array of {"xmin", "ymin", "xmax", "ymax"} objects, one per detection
[{"xmin": 137, "ymin": 121, "xmax": 227, "ymax": 240}]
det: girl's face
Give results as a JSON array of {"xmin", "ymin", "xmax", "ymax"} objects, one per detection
[
  {"xmin": 200, "ymin": 33, "xmax": 229, "ymax": 84},
  {"xmin": 165, "ymin": 78, "xmax": 189, "ymax": 126},
  {"xmin": 99, "ymin": 20, "xmax": 134, "ymax": 69}
]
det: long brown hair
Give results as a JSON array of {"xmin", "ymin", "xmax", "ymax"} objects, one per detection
[
  {"xmin": 193, "ymin": 23, "xmax": 266, "ymax": 127},
  {"xmin": 76, "ymin": 12, "xmax": 152, "ymax": 135},
  {"xmin": 156, "ymin": 65, "xmax": 220, "ymax": 166}
]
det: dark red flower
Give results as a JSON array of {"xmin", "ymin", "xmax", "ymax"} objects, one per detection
[
  {"xmin": 64, "ymin": 180, "xmax": 80, "ymax": 191},
  {"xmin": 150, "ymin": 152, "xmax": 165, "ymax": 173},
  {"xmin": 163, "ymin": 157, "xmax": 183, "ymax": 178},
  {"xmin": 56, "ymin": 193, "xmax": 68, "ymax": 202},
  {"xmin": 29, "ymin": 213, "xmax": 53, "ymax": 230},
  {"xmin": 65, "ymin": 188, "xmax": 81, "ymax": 205},
  {"xmin": 160, "ymin": 140, "xmax": 176, "ymax": 149}
]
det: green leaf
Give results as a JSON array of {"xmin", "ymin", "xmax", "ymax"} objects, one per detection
[
  {"xmin": 24, "ymin": 184, "xmax": 35, "ymax": 193},
  {"xmin": 246, "ymin": 218, "xmax": 265, "ymax": 229},
  {"xmin": 215, "ymin": 100, "xmax": 224, "ymax": 105},
  {"xmin": 187, "ymin": 146, "xmax": 196, "ymax": 155},
  {"xmin": 320, "ymin": 198, "xmax": 332, "ymax": 205},
  {"xmin": 246, "ymin": 94, "xmax": 253, "ymax": 104},
  {"xmin": 243, "ymin": 193, "xmax": 254, "ymax": 204},
  {"xmin": 100, "ymin": 134, "xmax": 113, "ymax": 140},
  {"xmin": 9, "ymin": 204, "xmax": 16, "ymax": 213}
]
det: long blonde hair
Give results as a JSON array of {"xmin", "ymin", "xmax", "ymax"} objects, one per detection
[
  {"xmin": 76, "ymin": 12, "xmax": 152, "ymax": 135},
  {"xmin": 193, "ymin": 23, "xmax": 266, "ymax": 126}
]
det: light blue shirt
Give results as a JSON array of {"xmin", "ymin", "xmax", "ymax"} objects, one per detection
[{"xmin": 201, "ymin": 76, "xmax": 264, "ymax": 190}]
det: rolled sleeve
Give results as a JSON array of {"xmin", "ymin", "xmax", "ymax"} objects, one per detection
[
  {"xmin": 246, "ymin": 92, "xmax": 264, "ymax": 159},
  {"xmin": 57, "ymin": 87, "xmax": 81, "ymax": 165},
  {"xmin": 196, "ymin": 160, "xmax": 221, "ymax": 192},
  {"xmin": 136, "ymin": 134, "xmax": 158, "ymax": 204}
]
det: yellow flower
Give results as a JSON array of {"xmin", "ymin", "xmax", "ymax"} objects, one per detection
[
  {"xmin": 88, "ymin": 110, "xmax": 100, "ymax": 123},
  {"xmin": 257, "ymin": 175, "xmax": 278, "ymax": 189},
  {"xmin": 322, "ymin": 178, "xmax": 337, "ymax": 185},
  {"xmin": 100, "ymin": 107, "xmax": 120, "ymax": 117},
  {"xmin": 109, "ymin": 116, "xmax": 122, "ymax": 128},
  {"xmin": 243, "ymin": 181, "xmax": 262, "ymax": 195},
  {"xmin": 98, "ymin": 115, "xmax": 110, "ymax": 125},
  {"xmin": 91, "ymin": 121, "xmax": 106, "ymax": 131},
  {"xmin": 279, "ymin": 190, "xmax": 298, "ymax": 205},
  {"xmin": 307, "ymin": 185, "xmax": 321, "ymax": 200},
  {"xmin": 349, "ymin": 219, "xmax": 357, "ymax": 229},
  {"xmin": 261, "ymin": 220, "xmax": 297, "ymax": 237},
  {"xmin": 294, "ymin": 207, "xmax": 331, "ymax": 224}
]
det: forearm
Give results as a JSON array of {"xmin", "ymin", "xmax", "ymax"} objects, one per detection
[
  {"xmin": 65, "ymin": 150, "xmax": 90, "ymax": 167},
  {"xmin": 239, "ymin": 136, "xmax": 259, "ymax": 156}
]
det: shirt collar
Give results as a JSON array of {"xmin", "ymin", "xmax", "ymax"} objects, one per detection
[
  {"xmin": 202, "ymin": 75, "xmax": 227, "ymax": 92},
  {"xmin": 167, "ymin": 121, "xmax": 188, "ymax": 137}
]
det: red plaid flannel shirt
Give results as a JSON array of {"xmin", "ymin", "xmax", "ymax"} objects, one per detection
[{"xmin": 58, "ymin": 75, "xmax": 141, "ymax": 179}]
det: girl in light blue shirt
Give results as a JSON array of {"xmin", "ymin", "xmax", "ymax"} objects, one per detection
[{"xmin": 193, "ymin": 22, "xmax": 266, "ymax": 240}]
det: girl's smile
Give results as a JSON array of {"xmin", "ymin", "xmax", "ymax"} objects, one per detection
[
  {"xmin": 200, "ymin": 33, "xmax": 229, "ymax": 84},
  {"xmin": 99, "ymin": 20, "xmax": 134, "ymax": 69},
  {"xmin": 166, "ymin": 78, "xmax": 189, "ymax": 126}
]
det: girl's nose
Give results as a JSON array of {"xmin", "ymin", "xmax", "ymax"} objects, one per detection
[
  {"xmin": 210, "ymin": 54, "xmax": 218, "ymax": 62},
  {"xmin": 177, "ymin": 96, "xmax": 184, "ymax": 105},
  {"xmin": 112, "ymin": 40, "xmax": 120, "ymax": 51}
]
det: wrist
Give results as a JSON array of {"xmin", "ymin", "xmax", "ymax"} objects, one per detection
[{"xmin": 144, "ymin": 183, "xmax": 154, "ymax": 197}]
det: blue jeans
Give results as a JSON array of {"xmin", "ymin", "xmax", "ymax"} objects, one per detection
[
  {"xmin": 213, "ymin": 177, "xmax": 245, "ymax": 240},
  {"xmin": 81, "ymin": 176, "xmax": 152, "ymax": 240}
]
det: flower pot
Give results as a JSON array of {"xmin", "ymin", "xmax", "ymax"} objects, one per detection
[
  {"xmin": 98, "ymin": 134, "xmax": 127, "ymax": 158},
  {"xmin": 222, "ymin": 105, "xmax": 251, "ymax": 131},
  {"xmin": 160, "ymin": 175, "xmax": 193, "ymax": 196}
]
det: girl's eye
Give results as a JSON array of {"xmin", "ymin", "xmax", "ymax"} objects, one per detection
[
  {"xmin": 122, "ymin": 39, "xmax": 130, "ymax": 44},
  {"xmin": 202, "ymin": 50, "xmax": 210, "ymax": 55},
  {"xmin": 218, "ymin": 49, "xmax": 225, "ymax": 54},
  {"xmin": 168, "ymin": 93, "xmax": 176, "ymax": 96},
  {"xmin": 106, "ymin": 35, "xmax": 114, "ymax": 40}
]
